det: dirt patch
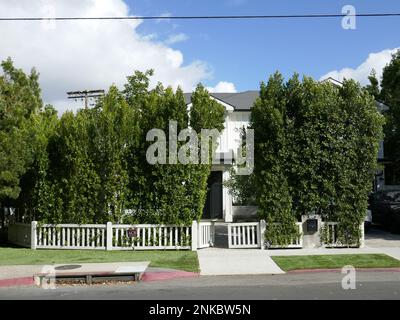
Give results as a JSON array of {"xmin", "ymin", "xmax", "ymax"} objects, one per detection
[{"xmin": 51, "ymin": 279, "xmax": 136, "ymax": 287}]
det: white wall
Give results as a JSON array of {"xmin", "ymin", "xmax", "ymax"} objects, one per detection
[
  {"xmin": 217, "ymin": 111, "xmax": 251, "ymax": 154},
  {"xmin": 213, "ymin": 111, "xmax": 251, "ymax": 222}
]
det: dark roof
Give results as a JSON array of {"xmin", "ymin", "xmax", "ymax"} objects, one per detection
[
  {"xmin": 184, "ymin": 78, "xmax": 390, "ymax": 113},
  {"xmin": 184, "ymin": 91, "xmax": 259, "ymax": 111}
]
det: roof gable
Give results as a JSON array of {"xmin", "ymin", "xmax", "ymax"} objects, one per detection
[
  {"xmin": 184, "ymin": 91, "xmax": 259, "ymax": 111},
  {"xmin": 185, "ymin": 78, "xmax": 389, "ymax": 113}
]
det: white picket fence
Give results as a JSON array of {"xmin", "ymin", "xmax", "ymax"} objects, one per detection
[
  {"xmin": 112, "ymin": 224, "xmax": 192, "ymax": 250},
  {"xmin": 36, "ymin": 223, "xmax": 107, "ymax": 250},
  {"xmin": 9, "ymin": 221, "xmax": 197, "ymax": 251},
  {"xmin": 227, "ymin": 221, "xmax": 303, "ymax": 249},
  {"xmin": 323, "ymin": 222, "xmax": 365, "ymax": 248},
  {"xmin": 267, "ymin": 222, "xmax": 303, "ymax": 249},
  {"xmin": 324, "ymin": 222, "xmax": 341, "ymax": 247},
  {"xmin": 8, "ymin": 220, "xmax": 364, "ymax": 251},
  {"xmin": 228, "ymin": 222, "xmax": 260, "ymax": 248},
  {"xmin": 197, "ymin": 221, "xmax": 215, "ymax": 248}
]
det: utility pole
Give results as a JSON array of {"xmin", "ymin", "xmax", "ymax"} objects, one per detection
[{"xmin": 66, "ymin": 89, "xmax": 105, "ymax": 109}]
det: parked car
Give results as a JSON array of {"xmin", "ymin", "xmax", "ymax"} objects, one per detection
[{"xmin": 369, "ymin": 190, "xmax": 400, "ymax": 233}]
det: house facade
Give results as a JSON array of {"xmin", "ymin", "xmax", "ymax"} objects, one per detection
[
  {"xmin": 185, "ymin": 80, "xmax": 387, "ymax": 223},
  {"xmin": 184, "ymin": 91, "xmax": 258, "ymax": 222}
]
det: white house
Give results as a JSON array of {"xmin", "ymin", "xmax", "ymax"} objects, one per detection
[
  {"xmin": 184, "ymin": 91, "xmax": 258, "ymax": 222},
  {"xmin": 184, "ymin": 79, "xmax": 387, "ymax": 223}
]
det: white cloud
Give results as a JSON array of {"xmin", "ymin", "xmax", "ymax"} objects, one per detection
[
  {"xmin": 141, "ymin": 33, "xmax": 158, "ymax": 41},
  {"xmin": 207, "ymin": 81, "xmax": 237, "ymax": 93},
  {"xmin": 165, "ymin": 33, "xmax": 189, "ymax": 45},
  {"xmin": 0, "ymin": 0, "xmax": 212, "ymax": 114},
  {"xmin": 320, "ymin": 48, "xmax": 399, "ymax": 85}
]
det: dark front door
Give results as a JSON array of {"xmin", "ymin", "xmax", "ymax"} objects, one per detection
[{"xmin": 202, "ymin": 171, "xmax": 223, "ymax": 219}]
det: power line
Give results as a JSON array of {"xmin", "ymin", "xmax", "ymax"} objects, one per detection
[
  {"xmin": 67, "ymin": 90, "xmax": 104, "ymax": 109},
  {"xmin": 0, "ymin": 13, "xmax": 400, "ymax": 21}
]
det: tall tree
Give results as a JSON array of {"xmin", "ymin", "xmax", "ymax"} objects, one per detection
[
  {"xmin": 16, "ymin": 105, "xmax": 59, "ymax": 222},
  {"xmin": 251, "ymin": 72, "xmax": 383, "ymax": 246},
  {"xmin": 87, "ymin": 85, "xmax": 137, "ymax": 223},
  {"xmin": 0, "ymin": 58, "xmax": 43, "ymax": 224},
  {"xmin": 365, "ymin": 69, "xmax": 381, "ymax": 99},
  {"xmin": 250, "ymin": 72, "xmax": 298, "ymax": 246},
  {"xmin": 380, "ymin": 50, "xmax": 400, "ymax": 183}
]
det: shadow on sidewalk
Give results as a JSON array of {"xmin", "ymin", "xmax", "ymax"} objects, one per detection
[{"xmin": 213, "ymin": 224, "xmax": 228, "ymax": 248}]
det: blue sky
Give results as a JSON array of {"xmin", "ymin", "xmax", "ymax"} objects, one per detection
[{"xmin": 128, "ymin": 0, "xmax": 400, "ymax": 90}]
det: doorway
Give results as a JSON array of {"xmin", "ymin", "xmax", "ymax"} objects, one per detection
[{"xmin": 202, "ymin": 171, "xmax": 223, "ymax": 220}]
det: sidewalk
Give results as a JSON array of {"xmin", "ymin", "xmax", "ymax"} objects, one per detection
[
  {"xmin": 1, "ymin": 246, "xmax": 399, "ymax": 287},
  {"xmin": 0, "ymin": 261, "xmax": 199, "ymax": 288},
  {"xmin": 196, "ymin": 246, "xmax": 400, "ymax": 276}
]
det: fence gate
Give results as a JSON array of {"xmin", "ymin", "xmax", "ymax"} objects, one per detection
[
  {"xmin": 198, "ymin": 221, "xmax": 215, "ymax": 248},
  {"xmin": 228, "ymin": 222, "xmax": 261, "ymax": 249}
]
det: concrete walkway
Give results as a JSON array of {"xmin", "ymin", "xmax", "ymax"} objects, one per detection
[
  {"xmin": 197, "ymin": 245, "xmax": 400, "ymax": 276},
  {"xmin": 365, "ymin": 227, "xmax": 400, "ymax": 248},
  {"xmin": 197, "ymin": 248, "xmax": 285, "ymax": 275}
]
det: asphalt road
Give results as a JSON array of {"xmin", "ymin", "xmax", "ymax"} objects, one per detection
[{"xmin": 1, "ymin": 271, "xmax": 400, "ymax": 300}]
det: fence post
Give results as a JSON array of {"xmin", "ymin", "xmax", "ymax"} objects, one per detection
[
  {"xmin": 106, "ymin": 222, "xmax": 113, "ymax": 251},
  {"xmin": 259, "ymin": 220, "xmax": 266, "ymax": 250},
  {"xmin": 191, "ymin": 220, "xmax": 198, "ymax": 251},
  {"xmin": 31, "ymin": 221, "xmax": 37, "ymax": 250},
  {"xmin": 227, "ymin": 224, "xmax": 232, "ymax": 248}
]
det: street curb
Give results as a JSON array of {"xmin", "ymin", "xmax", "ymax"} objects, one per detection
[
  {"xmin": 0, "ymin": 271, "xmax": 200, "ymax": 287},
  {"xmin": 287, "ymin": 267, "xmax": 400, "ymax": 274},
  {"xmin": 141, "ymin": 271, "xmax": 199, "ymax": 282},
  {"xmin": 0, "ymin": 277, "xmax": 34, "ymax": 288}
]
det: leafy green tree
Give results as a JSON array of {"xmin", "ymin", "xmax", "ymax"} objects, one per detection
[
  {"xmin": 189, "ymin": 84, "xmax": 225, "ymax": 133},
  {"xmin": 16, "ymin": 105, "xmax": 59, "ymax": 222},
  {"xmin": 0, "ymin": 58, "xmax": 43, "ymax": 224},
  {"xmin": 124, "ymin": 79, "xmax": 224, "ymax": 225},
  {"xmin": 365, "ymin": 69, "xmax": 381, "ymax": 99},
  {"xmin": 380, "ymin": 50, "xmax": 400, "ymax": 183},
  {"xmin": 87, "ymin": 86, "xmax": 137, "ymax": 223},
  {"xmin": 250, "ymin": 73, "xmax": 298, "ymax": 245},
  {"xmin": 5, "ymin": 63, "xmax": 225, "ymax": 226},
  {"xmin": 188, "ymin": 84, "xmax": 225, "ymax": 222},
  {"xmin": 45, "ymin": 111, "xmax": 101, "ymax": 223},
  {"xmin": 251, "ymin": 72, "xmax": 383, "ymax": 246}
]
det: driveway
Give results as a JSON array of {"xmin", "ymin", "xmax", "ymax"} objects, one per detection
[
  {"xmin": 197, "ymin": 248, "xmax": 284, "ymax": 275},
  {"xmin": 365, "ymin": 226, "xmax": 400, "ymax": 248}
]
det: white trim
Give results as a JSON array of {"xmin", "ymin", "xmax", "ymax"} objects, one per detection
[
  {"xmin": 223, "ymin": 170, "xmax": 233, "ymax": 222},
  {"xmin": 186, "ymin": 95, "xmax": 235, "ymax": 112}
]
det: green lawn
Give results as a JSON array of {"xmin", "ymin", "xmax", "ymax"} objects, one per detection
[
  {"xmin": 0, "ymin": 247, "xmax": 199, "ymax": 272},
  {"xmin": 271, "ymin": 254, "xmax": 400, "ymax": 271}
]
